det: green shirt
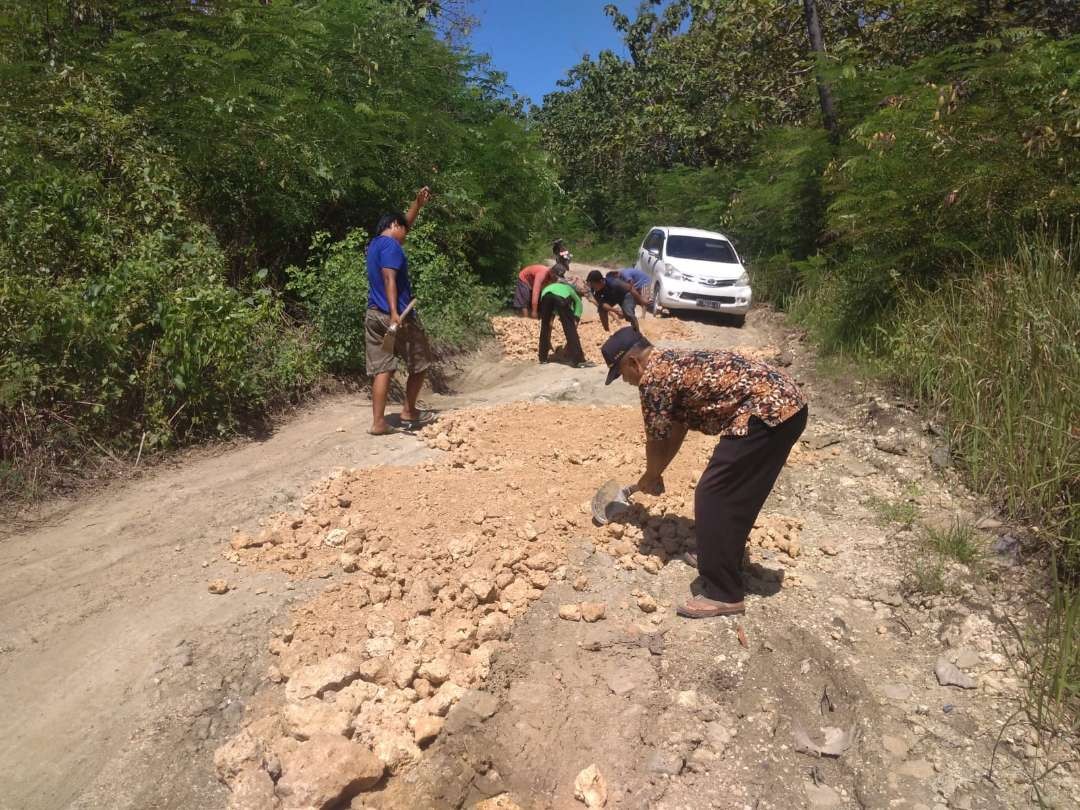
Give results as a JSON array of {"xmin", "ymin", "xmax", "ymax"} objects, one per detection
[{"xmin": 541, "ymin": 281, "xmax": 583, "ymax": 318}]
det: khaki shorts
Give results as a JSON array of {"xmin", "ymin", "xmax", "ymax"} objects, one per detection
[{"xmin": 365, "ymin": 308, "xmax": 433, "ymax": 376}]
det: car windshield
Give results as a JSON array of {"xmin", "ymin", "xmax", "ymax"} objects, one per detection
[{"xmin": 666, "ymin": 236, "xmax": 738, "ymax": 263}]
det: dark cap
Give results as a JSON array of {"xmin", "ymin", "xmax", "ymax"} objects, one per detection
[
  {"xmin": 550, "ymin": 263, "xmax": 567, "ymax": 278},
  {"xmin": 601, "ymin": 326, "xmax": 651, "ymax": 385}
]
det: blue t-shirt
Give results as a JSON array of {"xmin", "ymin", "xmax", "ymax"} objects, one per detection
[
  {"xmin": 366, "ymin": 235, "xmax": 413, "ymax": 313},
  {"xmin": 619, "ymin": 266, "xmax": 650, "ymax": 291}
]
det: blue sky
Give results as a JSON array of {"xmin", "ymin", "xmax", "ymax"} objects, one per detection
[{"xmin": 468, "ymin": 1, "xmax": 632, "ymax": 104}]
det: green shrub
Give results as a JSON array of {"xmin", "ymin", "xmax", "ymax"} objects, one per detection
[
  {"xmin": 286, "ymin": 230, "xmax": 372, "ymax": 373},
  {"xmin": 287, "ymin": 223, "xmax": 499, "ymax": 374}
]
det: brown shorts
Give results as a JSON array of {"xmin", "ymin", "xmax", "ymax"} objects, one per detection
[{"xmin": 365, "ymin": 308, "xmax": 433, "ymax": 376}]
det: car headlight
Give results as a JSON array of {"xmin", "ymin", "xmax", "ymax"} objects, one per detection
[
  {"xmin": 662, "ymin": 263, "xmax": 689, "ymax": 281},
  {"xmin": 736, "ymin": 270, "xmax": 750, "ymax": 286}
]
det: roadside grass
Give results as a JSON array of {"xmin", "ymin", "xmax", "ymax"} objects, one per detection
[
  {"xmin": 889, "ymin": 234, "xmax": 1080, "ymax": 724},
  {"xmin": 865, "ymin": 484, "xmax": 922, "ymax": 528},
  {"xmin": 926, "ymin": 520, "xmax": 981, "ymax": 566},
  {"xmin": 904, "ymin": 552, "xmax": 948, "ymax": 596}
]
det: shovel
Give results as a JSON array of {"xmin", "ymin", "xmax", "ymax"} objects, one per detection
[
  {"xmin": 591, "ymin": 479, "xmax": 639, "ymax": 525},
  {"xmin": 381, "ymin": 298, "xmax": 417, "ymax": 354}
]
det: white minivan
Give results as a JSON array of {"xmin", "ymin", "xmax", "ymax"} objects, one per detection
[{"xmin": 635, "ymin": 226, "xmax": 752, "ymax": 324}]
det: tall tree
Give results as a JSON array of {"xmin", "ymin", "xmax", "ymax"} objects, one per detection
[{"xmin": 802, "ymin": 0, "xmax": 838, "ymax": 142}]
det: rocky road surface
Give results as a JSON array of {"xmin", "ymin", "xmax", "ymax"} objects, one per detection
[{"xmin": 1, "ymin": 266, "xmax": 1076, "ymax": 810}]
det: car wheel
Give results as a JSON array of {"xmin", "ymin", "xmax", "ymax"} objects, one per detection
[{"xmin": 649, "ymin": 283, "xmax": 662, "ymax": 315}]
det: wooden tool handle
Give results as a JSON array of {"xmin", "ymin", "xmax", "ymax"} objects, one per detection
[{"xmin": 396, "ymin": 298, "xmax": 417, "ymax": 321}]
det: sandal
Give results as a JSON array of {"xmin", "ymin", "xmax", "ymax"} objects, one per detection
[
  {"xmin": 676, "ymin": 595, "xmax": 746, "ymax": 618},
  {"xmin": 399, "ymin": 410, "xmax": 438, "ymax": 431}
]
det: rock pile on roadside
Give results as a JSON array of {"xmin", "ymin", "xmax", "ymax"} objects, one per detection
[
  {"xmin": 491, "ymin": 315, "xmax": 696, "ymax": 362},
  {"xmin": 214, "ymin": 403, "xmax": 812, "ymax": 808}
]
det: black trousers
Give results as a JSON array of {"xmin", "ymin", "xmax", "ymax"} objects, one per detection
[
  {"xmin": 694, "ymin": 406, "xmax": 807, "ymax": 602},
  {"xmin": 538, "ymin": 296, "xmax": 585, "ymax": 364}
]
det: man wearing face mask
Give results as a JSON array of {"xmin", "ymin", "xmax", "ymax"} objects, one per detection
[{"xmin": 600, "ymin": 327, "xmax": 807, "ymax": 618}]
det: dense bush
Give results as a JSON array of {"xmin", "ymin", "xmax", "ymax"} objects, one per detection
[
  {"xmin": 286, "ymin": 223, "xmax": 500, "ymax": 375},
  {"xmin": 0, "ymin": 0, "xmax": 554, "ymax": 496}
]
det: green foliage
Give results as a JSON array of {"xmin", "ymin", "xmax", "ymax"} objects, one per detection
[
  {"xmin": 865, "ymin": 495, "xmax": 919, "ymax": 528},
  {"xmin": 407, "ymin": 224, "xmax": 501, "ymax": 349},
  {"xmin": 0, "ymin": 0, "xmax": 553, "ymax": 496},
  {"xmin": 287, "ymin": 230, "xmax": 371, "ymax": 373},
  {"xmin": 800, "ymin": 33, "xmax": 1080, "ymax": 348},
  {"xmin": 926, "ymin": 520, "xmax": 980, "ymax": 565}
]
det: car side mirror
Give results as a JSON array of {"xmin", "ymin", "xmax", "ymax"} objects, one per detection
[{"xmin": 647, "ymin": 247, "xmax": 660, "ymax": 257}]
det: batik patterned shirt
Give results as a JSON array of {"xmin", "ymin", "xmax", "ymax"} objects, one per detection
[{"xmin": 638, "ymin": 349, "xmax": 806, "ymax": 440}]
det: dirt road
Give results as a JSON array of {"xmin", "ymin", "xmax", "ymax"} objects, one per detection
[{"xmin": 2, "ymin": 274, "xmax": 1075, "ymax": 809}]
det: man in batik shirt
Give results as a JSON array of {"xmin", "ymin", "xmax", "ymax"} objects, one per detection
[{"xmin": 600, "ymin": 327, "xmax": 808, "ymax": 617}]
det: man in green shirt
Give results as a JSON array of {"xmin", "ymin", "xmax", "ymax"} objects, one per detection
[{"xmin": 538, "ymin": 271, "xmax": 593, "ymax": 368}]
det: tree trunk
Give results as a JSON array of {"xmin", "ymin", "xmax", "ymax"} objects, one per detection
[{"xmin": 802, "ymin": 0, "xmax": 839, "ymax": 143}]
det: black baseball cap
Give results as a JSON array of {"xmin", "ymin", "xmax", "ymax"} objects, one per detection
[{"xmin": 601, "ymin": 327, "xmax": 651, "ymax": 385}]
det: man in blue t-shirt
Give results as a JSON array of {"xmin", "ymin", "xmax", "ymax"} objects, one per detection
[
  {"xmin": 607, "ymin": 267, "xmax": 652, "ymax": 318},
  {"xmin": 365, "ymin": 186, "xmax": 436, "ymax": 435}
]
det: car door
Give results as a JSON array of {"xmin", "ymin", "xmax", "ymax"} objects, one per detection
[{"xmin": 638, "ymin": 230, "xmax": 665, "ymax": 281}]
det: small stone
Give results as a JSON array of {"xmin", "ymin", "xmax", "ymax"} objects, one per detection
[
  {"xmin": 413, "ymin": 715, "xmax": 444, "ymax": 746},
  {"xmin": 418, "ymin": 657, "xmax": 450, "ymax": 686},
  {"xmin": 572, "ymin": 575, "xmax": 589, "ymax": 592},
  {"xmin": 930, "ymin": 445, "xmax": 952, "ymax": 469},
  {"xmin": 324, "ymin": 529, "xmax": 348, "ymax": 548},
  {"xmin": 276, "ymin": 734, "xmax": 383, "ymax": 809},
  {"xmin": 284, "ymin": 698, "xmax": 353, "ymax": 740},
  {"xmin": 477, "ymin": 612, "xmax": 512, "ymax": 642},
  {"xmin": 804, "ymin": 781, "xmax": 843, "ymax": 808},
  {"xmin": 882, "ymin": 683, "xmax": 910, "ymax": 701},
  {"xmin": 645, "ymin": 749, "xmax": 683, "ymax": 775},
  {"xmin": 636, "ymin": 594, "xmax": 658, "ymax": 613},
  {"xmin": 882, "ymin": 734, "xmax": 910, "ymax": 758},
  {"xmin": 573, "ymin": 763, "xmax": 608, "ymax": 807},
  {"xmin": 285, "ymin": 653, "xmax": 364, "ymax": 702},
  {"xmin": 896, "ymin": 759, "xmax": 934, "ymax": 779},
  {"xmin": 464, "ymin": 572, "xmax": 497, "ymax": 603},
  {"xmin": 389, "ymin": 651, "xmax": 420, "ymax": 689},
  {"xmin": 474, "ymin": 795, "xmax": 524, "ymax": 810},
  {"xmin": 208, "ymin": 579, "xmax": 230, "ymax": 595},
  {"xmin": 458, "ymin": 689, "xmax": 500, "ymax": 719},
  {"xmin": 580, "ymin": 602, "xmax": 606, "ymax": 623},
  {"xmin": 935, "ymin": 657, "xmax": 977, "ymax": 689},
  {"xmin": 952, "ymin": 647, "xmax": 980, "ymax": 669},
  {"xmin": 559, "ymin": 604, "xmax": 582, "ymax": 622},
  {"xmin": 230, "ymin": 532, "xmax": 261, "ymax": 551},
  {"xmin": 228, "ymin": 766, "xmax": 277, "ymax": 810},
  {"xmin": 336, "ymin": 496, "xmax": 351, "ymax": 508},
  {"xmin": 820, "ymin": 544, "xmax": 839, "ymax": 556}
]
